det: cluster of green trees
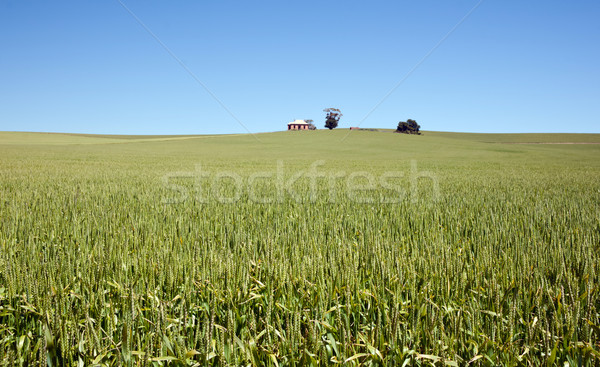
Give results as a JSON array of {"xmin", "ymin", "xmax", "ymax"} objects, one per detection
[{"xmin": 396, "ymin": 119, "xmax": 421, "ymax": 134}]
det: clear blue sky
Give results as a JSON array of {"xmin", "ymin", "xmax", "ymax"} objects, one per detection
[{"xmin": 1, "ymin": 1, "xmax": 599, "ymax": 134}]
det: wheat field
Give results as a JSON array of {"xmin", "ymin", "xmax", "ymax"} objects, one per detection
[{"xmin": 1, "ymin": 130, "xmax": 599, "ymax": 366}]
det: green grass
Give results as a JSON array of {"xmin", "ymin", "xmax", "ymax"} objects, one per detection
[
  {"xmin": 0, "ymin": 131, "xmax": 224, "ymax": 146},
  {"xmin": 1, "ymin": 130, "xmax": 599, "ymax": 366},
  {"xmin": 424, "ymin": 131, "xmax": 600, "ymax": 144}
]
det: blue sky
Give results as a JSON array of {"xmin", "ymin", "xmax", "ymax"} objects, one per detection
[{"xmin": 1, "ymin": 1, "xmax": 599, "ymax": 134}]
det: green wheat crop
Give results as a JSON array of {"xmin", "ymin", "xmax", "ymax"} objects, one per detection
[{"xmin": 0, "ymin": 130, "xmax": 599, "ymax": 366}]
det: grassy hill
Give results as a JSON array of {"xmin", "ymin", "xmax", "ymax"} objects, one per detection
[
  {"xmin": 1, "ymin": 130, "xmax": 599, "ymax": 365},
  {"xmin": 2, "ymin": 129, "xmax": 599, "ymax": 178},
  {"xmin": 2, "ymin": 129, "xmax": 600, "ymax": 161}
]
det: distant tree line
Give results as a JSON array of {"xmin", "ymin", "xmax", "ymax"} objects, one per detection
[{"xmin": 291, "ymin": 110, "xmax": 422, "ymax": 135}]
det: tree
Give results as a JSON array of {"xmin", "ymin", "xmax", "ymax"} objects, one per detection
[
  {"xmin": 305, "ymin": 119, "xmax": 316, "ymax": 130},
  {"xmin": 323, "ymin": 108, "xmax": 342, "ymax": 130},
  {"xmin": 396, "ymin": 119, "xmax": 421, "ymax": 134}
]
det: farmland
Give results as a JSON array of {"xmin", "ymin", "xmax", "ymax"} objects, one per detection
[{"xmin": 1, "ymin": 130, "xmax": 599, "ymax": 365}]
